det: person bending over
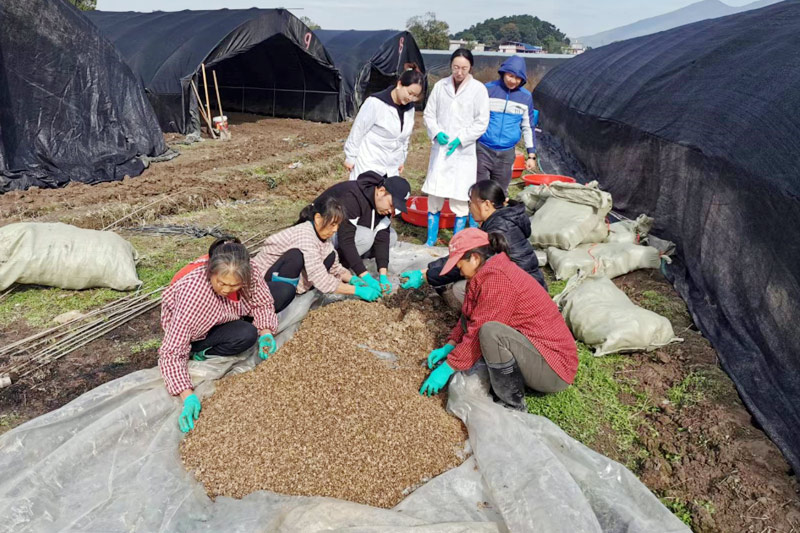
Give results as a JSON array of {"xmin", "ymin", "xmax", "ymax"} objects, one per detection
[
  {"xmin": 253, "ymin": 197, "xmax": 382, "ymax": 309},
  {"xmin": 159, "ymin": 238, "xmax": 278, "ymax": 433}
]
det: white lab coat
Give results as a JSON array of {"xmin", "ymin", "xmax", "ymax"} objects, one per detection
[
  {"xmin": 344, "ymin": 96, "xmax": 415, "ymax": 181},
  {"xmin": 422, "ymin": 75, "xmax": 490, "ymax": 201}
]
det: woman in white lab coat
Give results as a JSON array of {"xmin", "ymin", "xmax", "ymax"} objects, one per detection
[
  {"xmin": 343, "ymin": 66, "xmax": 425, "ymax": 181},
  {"xmin": 422, "ymin": 48, "xmax": 490, "ymax": 246}
]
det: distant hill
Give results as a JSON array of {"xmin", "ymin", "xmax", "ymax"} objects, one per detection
[{"xmin": 578, "ymin": 0, "xmax": 783, "ymax": 49}]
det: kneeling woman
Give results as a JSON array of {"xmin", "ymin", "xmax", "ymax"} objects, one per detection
[
  {"xmin": 253, "ymin": 197, "xmax": 382, "ymax": 310},
  {"xmin": 419, "ymin": 229, "xmax": 578, "ymax": 410},
  {"xmin": 159, "ymin": 238, "xmax": 278, "ymax": 433}
]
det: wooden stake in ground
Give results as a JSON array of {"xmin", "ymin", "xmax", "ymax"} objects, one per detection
[
  {"xmin": 212, "ymin": 70, "xmax": 231, "ymax": 141},
  {"xmin": 190, "ymin": 79, "xmax": 217, "ymax": 139},
  {"xmin": 201, "ymin": 63, "xmax": 213, "ymax": 131}
]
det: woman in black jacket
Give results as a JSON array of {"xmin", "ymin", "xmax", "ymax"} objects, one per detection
[{"xmin": 400, "ymin": 180, "xmax": 546, "ymax": 306}]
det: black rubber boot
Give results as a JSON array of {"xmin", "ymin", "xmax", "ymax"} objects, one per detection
[{"xmin": 487, "ymin": 359, "xmax": 527, "ymax": 411}]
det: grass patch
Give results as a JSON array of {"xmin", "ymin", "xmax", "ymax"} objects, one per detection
[
  {"xmin": 667, "ymin": 371, "xmax": 710, "ymax": 408},
  {"xmin": 0, "ymin": 413, "xmax": 23, "ymax": 436},
  {"xmin": 637, "ymin": 289, "xmax": 688, "ymax": 323},
  {"xmin": 547, "ymin": 278, "xmax": 567, "ymax": 297},
  {"xmin": 130, "ymin": 338, "xmax": 161, "ymax": 354},
  {"xmin": 526, "ymin": 343, "xmax": 649, "ymax": 458},
  {"xmin": 660, "ymin": 497, "xmax": 693, "ymax": 527}
]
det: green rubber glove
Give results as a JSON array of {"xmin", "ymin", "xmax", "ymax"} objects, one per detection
[
  {"xmin": 349, "ymin": 276, "xmax": 366, "ymax": 287},
  {"xmin": 427, "ymin": 343, "xmax": 455, "ymax": 369},
  {"xmin": 446, "ymin": 137, "xmax": 461, "ymax": 156},
  {"xmin": 354, "ymin": 284, "xmax": 381, "ymax": 302},
  {"xmin": 360, "ymin": 273, "xmax": 382, "ymax": 293},
  {"xmin": 435, "ymin": 132, "xmax": 450, "ymax": 145},
  {"xmin": 420, "ymin": 362, "xmax": 455, "ymax": 396},
  {"xmin": 258, "ymin": 333, "xmax": 277, "ymax": 360},
  {"xmin": 379, "ymin": 274, "xmax": 392, "ymax": 295},
  {"xmin": 400, "ymin": 270, "xmax": 425, "ymax": 290},
  {"xmin": 178, "ymin": 393, "xmax": 201, "ymax": 433}
]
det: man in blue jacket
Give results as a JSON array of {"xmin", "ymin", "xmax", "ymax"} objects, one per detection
[{"xmin": 476, "ymin": 55, "xmax": 538, "ymax": 193}]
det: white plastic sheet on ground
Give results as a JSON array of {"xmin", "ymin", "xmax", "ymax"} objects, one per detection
[
  {"xmin": 0, "ymin": 243, "xmax": 689, "ymax": 533},
  {"xmin": 518, "ymin": 181, "xmax": 613, "ymax": 251},
  {"xmin": 0, "ymin": 222, "xmax": 141, "ymax": 291},
  {"xmin": 547, "ymin": 242, "xmax": 663, "ymax": 281},
  {"xmin": 554, "ymin": 274, "xmax": 683, "ymax": 357}
]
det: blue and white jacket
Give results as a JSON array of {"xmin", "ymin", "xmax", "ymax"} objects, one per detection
[{"xmin": 478, "ymin": 55, "xmax": 537, "ymax": 155}]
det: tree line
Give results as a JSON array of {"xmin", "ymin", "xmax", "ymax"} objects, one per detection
[{"xmin": 408, "ymin": 13, "xmax": 571, "ymax": 53}]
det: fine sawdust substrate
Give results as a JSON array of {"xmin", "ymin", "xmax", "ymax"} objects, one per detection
[{"xmin": 180, "ymin": 295, "xmax": 466, "ymax": 508}]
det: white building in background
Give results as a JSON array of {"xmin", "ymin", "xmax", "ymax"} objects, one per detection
[
  {"xmin": 449, "ymin": 39, "xmax": 485, "ymax": 52},
  {"xmin": 568, "ymin": 42, "xmax": 587, "ymax": 54}
]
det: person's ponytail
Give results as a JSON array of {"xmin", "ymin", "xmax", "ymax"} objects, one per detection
[
  {"xmin": 487, "ymin": 232, "xmax": 510, "ymax": 256},
  {"xmin": 295, "ymin": 197, "xmax": 345, "ymax": 227}
]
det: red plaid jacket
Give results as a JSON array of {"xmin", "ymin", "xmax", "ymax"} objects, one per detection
[
  {"xmin": 447, "ymin": 253, "xmax": 578, "ymax": 383},
  {"xmin": 158, "ymin": 259, "xmax": 277, "ymax": 395}
]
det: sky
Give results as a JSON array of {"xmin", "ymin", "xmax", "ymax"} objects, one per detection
[{"xmin": 94, "ymin": 0, "xmax": 759, "ymax": 38}]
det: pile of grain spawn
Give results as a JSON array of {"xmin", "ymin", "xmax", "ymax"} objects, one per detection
[{"xmin": 180, "ymin": 294, "xmax": 467, "ymax": 508}]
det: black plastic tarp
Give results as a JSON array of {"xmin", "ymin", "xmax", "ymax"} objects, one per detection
[
  {"xmin": 315, "ymin": 30, "xmax": 426, "ymax": 118},
  {"xmin": 87, "ymin": 9, "xmax": 345, "ymax": 133},
  {"xmin": 0, "ymin": 0, "xmax": 167, "ymax": 194},
  {"xmin": 533, "ymin": 2, "xmax": 800, "ymax": 474}
]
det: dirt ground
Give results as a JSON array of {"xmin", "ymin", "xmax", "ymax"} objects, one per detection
[{"xmin": 1, "ymin": 113, "xmax": 798, "ymax": 531}]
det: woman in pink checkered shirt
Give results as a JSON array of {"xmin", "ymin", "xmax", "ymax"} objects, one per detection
[{"xmin": 253, "ymin": 197, "xmax": 382, "ymax": 312}]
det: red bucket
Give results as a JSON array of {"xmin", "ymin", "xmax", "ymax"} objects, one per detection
[
  {"xmin": 521, "ymin": 174, "xmax": 576, "ymax": 186},
  {"xmin": 512, "ymin": 154, "xmax": 526, "ymax": 178},
  {"xmin": 400, "ymin": 196, "xmax": 456, "ymax": 229}
]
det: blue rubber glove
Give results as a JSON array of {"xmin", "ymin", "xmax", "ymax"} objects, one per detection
[
  {"xmin": 435, "ymin": 132, "xmax": 450, "ymax": 145},
  {"xmin": 354, "ymin": 284, "xmax": 381, "ymax": 302},
  {"xmin": 446, "ymin": 137, "xmax": 461, "ymax": 156},
  {"xmin": 427, "ymin": 343, "xmax": 455, "ymax": 369},
  {"xmin": 360, "ymin": 273, "xmax": 382, "ymax": 293},
  {"xmin": 379, "ymin": 274, "xmax": 392, "ymax": 295},
  {"xmin": 420, "ymin": 362, "xmax": 455, "ymax": 396},
  {"xmin": 178, "ymin": 393, "xmax": 201, "ymax": 433},
  {"xmin": 400, "ymin": 270, "xmax": 425, "ymax": 290},
  {"xmin": 349, "ymin": 276, "xmax": 366, "ymax": 287},
  {"xmin": 258, "ymin": 333, "xmax": 277, "ymax": 360}
]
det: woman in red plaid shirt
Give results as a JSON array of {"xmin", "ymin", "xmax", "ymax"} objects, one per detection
[
  {"xmin": 419, "ymin": 228, "xmax": 578, "ymax": 410},
  {"xmin": 159, "ymin": 238, "xmax": 278, "ymax": 433}
]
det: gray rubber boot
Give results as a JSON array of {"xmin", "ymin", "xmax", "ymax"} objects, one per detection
[{"xmin": 487, "ymin": 359, "xmax": 527, "ymax": 411}]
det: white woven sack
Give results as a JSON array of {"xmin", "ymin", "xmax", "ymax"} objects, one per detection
[
  {"xmin": 607, "ymin": 214, "xmax": 654, "ymax": 244},
  {"xmin": 535, "ymin": 248, "xmax": 547, "ymax": 267},
  {"xmin": 526, "ymin": 181, "xmax": 613, "ymax": 250},
  {"xmin": 547, "ymin": 242, "xmax": 662, "ymax": 280},
  {"xmin": 554, "ymin": 274, "xmax": 681, "ymax": 357},
  {"xmin": 0, "ymin": 222, "xmax": 141, "ymax": 291},
  {"xmin": 580, "ymin": 218, "xmax": 610, "ymax": 244}
]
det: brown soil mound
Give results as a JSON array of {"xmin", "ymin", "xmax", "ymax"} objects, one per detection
[{"xmin": 180, "ymin": 296, "xmax": 466, "ymax": 508}]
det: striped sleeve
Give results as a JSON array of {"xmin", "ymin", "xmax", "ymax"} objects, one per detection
[
  {"xmin": 298, "ymin": 233, "xmax": 342, "ymax": 294},
  {"xmin": 158, "ymin": 282, "xmax": 209, "ymax": 395},
  {"xmin": 248, "ymin": 263, "xmax": 278, "ymax": 333}
]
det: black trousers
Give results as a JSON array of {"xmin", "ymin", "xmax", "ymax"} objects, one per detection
[
  {"xmin": 190, "ymin": 319, "xmax": 258, "ymax": 356},
  {"xmin": 265, "ymin": 248, "xmax": 336, "ymax": 313}
]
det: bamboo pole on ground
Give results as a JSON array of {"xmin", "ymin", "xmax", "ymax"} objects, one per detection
[
  {"xmin": 213, "ymin": 70, "xmax": 224, "ymax": 119},
  {"xmin": 190, "ymin": 79, "xmax": 217, "ymax": 139},
  {"xmin": 201, "ymin": 63, "xmax": 213, "ymax": 128}
]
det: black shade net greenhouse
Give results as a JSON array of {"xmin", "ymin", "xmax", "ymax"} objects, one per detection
[
  {"xmin": 315, "ymin": 30, "xmax": 426, "ymax": 117},
  {"xmin": 533, "ymin": 1, "xmax": 800, "ymax": 474},
  {"xmin": 86, "ymin": 9, "xmax": 345, "ymax": 133},
  {"xmin": 0, "ymin": 0, "xmax": 168, "ymax": 194}
]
